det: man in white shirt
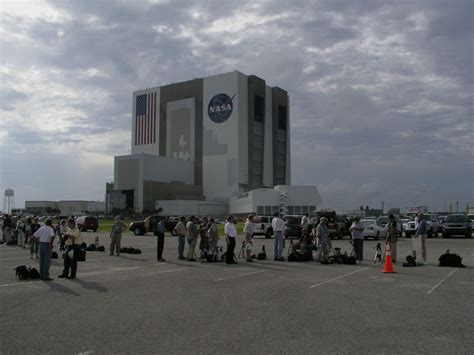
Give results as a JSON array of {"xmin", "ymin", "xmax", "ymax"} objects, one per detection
[
  {"xmin": 243, "ymin": 214, "xmax": 255, "ymax": 262},
  {"xmin": 350, "ymin": 217, "xmax": 365, "ymax": 261},
  {"xmin": 33, "ymin": 218, "xmax": 56, "ymax": 281},
  {"xmin": 271, "ymin": 212, "xmax": 286, "ymax": 261},
  {"xmin": 224, "ymin": 216, "xmax": 237, "ymax": 264}
]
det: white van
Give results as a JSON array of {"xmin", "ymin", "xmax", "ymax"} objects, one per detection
[{"xmin": 252, "ymin": 216, "xmax": 274, "ymax": 238}]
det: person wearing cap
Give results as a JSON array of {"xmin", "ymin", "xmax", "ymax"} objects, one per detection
[
  {"xmin": 271, "ymin": 212, "xmax": 286, "ymax": 261},
  {"xmin": 384, "ymin": 214, "xmax": 401, "ymax": 263},
  {"xmin": 33, "ymin": 218, "xmax": 56, "ymax": 281},
  {"xmin": 154, "ymin": 216, "xmax": 166, "ymax": 262},
  {"xmin": 59, "ymin": 218, "xmax": 81, "ymax": 279},
  {"xmin": 29, "ymin": 217, "xmax": 41, "ymax": 259},
  {"xmin": 173, "ymin": 216, "xmax": 187, "ymax": 260},
  {"xmin": 316, "ymin": 217, "xmax": 329, "ymax": 263},
  {"xmin": 243, "ymin": 214, "xmax": 255, "ymax": 262},
  {"xmin": 110, "ymin": 215, "xmax": 126, "ymax": 256},
  {"xmin": 224, "ymin": 215, "xmax": 237, "ymax": 264},
  {"xmin": 350, "ymin": 217, "xmax": 365, "ymax": 261}
]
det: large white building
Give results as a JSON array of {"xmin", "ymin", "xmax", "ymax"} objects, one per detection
[{"xmin": 109, "ymin": 71, "xmax": 321, "ymax": 216}]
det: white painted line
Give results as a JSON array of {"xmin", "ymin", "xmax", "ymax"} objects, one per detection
[
  {"xmin": 214, "ymin": 269, "xmax": 269, "ymax": 282},
  {"xmin": 427, "ymin": 268, "xmax": 458, "ymax": 295},
  {"xmin": 0, "ymin": 280, "xmax": 41, "ymax": 288},
  {"xmin": 310, "ymin": 267, "xmax": 370, "ymax": 289},
  {"xmin": 0, "ymin": 256, "xmax": 37, "ymax": 261},
  {"xmin": 146, "ymin": 268, "xmax": 184, "ymax": 275}
]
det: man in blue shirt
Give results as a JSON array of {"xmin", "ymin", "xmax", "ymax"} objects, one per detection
[
  {"xmin": 413, "ymin": 213, "xmax": 427, "ymax": 265},
  {"xmin": 154, "ymin": 216, "xmax": 166, "ymax": 262}
]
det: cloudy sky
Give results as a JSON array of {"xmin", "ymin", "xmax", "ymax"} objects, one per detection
[{"xmin": 0, "ymin": 0, "xmax": 472, "ymax": 213}]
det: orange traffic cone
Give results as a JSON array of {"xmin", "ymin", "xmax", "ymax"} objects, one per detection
[{"xmin": 382, "ymin": 242, "xmax": 396, "ymax": 273}]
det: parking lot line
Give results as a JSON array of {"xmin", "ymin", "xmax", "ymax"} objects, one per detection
[
  {"xmin": 309, "ymin": 267, "xmax": 370, "ymax": 289},
  {"xmin": 427, "ymin": 268, "xmax": 458, "ymax": 295},
  {"xmin": 146, "ymin": 268, "xmax": 184, "ymax": 275},
  {"xmin": 214, "ymin": 269, "xmax": 269, "ymax": 282}
]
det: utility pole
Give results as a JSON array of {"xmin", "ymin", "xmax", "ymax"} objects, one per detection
[{"xmin": 381, "ymin": 201, "xmax": 384, "ymax": 215}]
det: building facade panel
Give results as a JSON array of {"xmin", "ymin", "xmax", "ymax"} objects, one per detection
[
  {"xmin": 202, "ymin": 72, "xmax": 240, "ymax": 200},
  {"xmin": 131, "ymin": 88, "xmax": 160, "ymax": 155}
]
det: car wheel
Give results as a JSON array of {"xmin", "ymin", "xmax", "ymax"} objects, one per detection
[
  {"xmin": 93, "ymin": 228, "xmax": 97, "ymax": 233},
  {"xmin": 375, "ymin": 231, "xmax": 380, "ymax": 240},
  {"xmin": 442, "ymin": 233, "xmax": 447, "ymax": 238},
  {"xmin": 133, "ymin": 228, "xmax": 142, "ymax": 236},
  {"xmin": 265, "ymin": 230, "xmax": 272, "ymax": 239},
  {"xmin": 364, "ymin": 236, "xmax": 368, "ymax": 241},
  {"xmin": 466, "ymin": 231, "xmax": 472, "ymax": 238}
]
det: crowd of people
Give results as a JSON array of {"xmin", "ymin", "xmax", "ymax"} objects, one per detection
[{"xmin": 1, "ymin": 211, "xmax": 432, "ymax": 282}]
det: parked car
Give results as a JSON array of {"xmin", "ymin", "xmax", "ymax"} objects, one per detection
[
  {"xmin": 404, "ymin": 214, "xmax": 438, "ymax": 238},
  {"xmin": 129, "ymin": 215, "xmax": 179, "ymax": 236},
  {"xmin": 76, "ymin": 216, "xmax": 99, "ymax": 232},
  {"xmin": 316, "ymin": 210, "xmax": 348, "ymax": 239},
  {"xmin": 283, "ymin": 215, "xmax": 303, "ymax": 239},
  {"xmin": 252, "ymin": 215, "xmax": 274, "ymax": 238},
  {"xmin": 360, "ymin": 219, "xmax": 385, "ymax": 240},
  {"xmin": 442, "ymin": 215, "xmax": 472, "ymax": 238},
  {"xmin": 467, "ymin": 214, "xmax": 474, "ymax": 230}
]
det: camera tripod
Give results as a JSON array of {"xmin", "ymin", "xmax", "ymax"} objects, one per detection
[{"xmin": 237, "ymin": 240, "xmax": 246, "ymax": 259}]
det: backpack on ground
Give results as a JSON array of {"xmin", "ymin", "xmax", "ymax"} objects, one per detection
[
  {"xmin": 439, "ymin": 250, "xmax": 465, "ymax": 268},
  {"xmin": 403, "ymin": 255, "xmax": 417, "ymax": 267},
  {"xmin": 97, "ymin": 245, "xmax": 105, "ymax": 252},
  {"xmin": 15, "ymin": 265, "xmax": 30, "ymax": 280},
  {"xmin": 86, "ymin": 244, "xmax": 96, "ymax": 251},
  {"xmin": 28, "ymin": 267, "xmax": 40, "ymax": 279}
]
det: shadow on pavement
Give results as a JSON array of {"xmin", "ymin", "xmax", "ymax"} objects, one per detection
[
  {"xmin": 45, "ymin": 281, "xmax": 81, "ymax": 296},
  {"xmin": 70, "ymin": 279, "xmax": 108, "ymax": 293}
]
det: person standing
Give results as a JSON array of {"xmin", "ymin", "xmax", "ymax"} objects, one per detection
[
  {"xmin": 2, "ymin": 214, "xmax": 12, "ymax": 243},
  {"xmin": 24, "ymin": 218, "xmax": 32, "ymax": 247},
  {"xmin": 413, "ymin": 213, "xmax": 427, "ymax": 265},
  {"xmin": 58, "ymin": 220, "xmax": 68, "ymax": 251},
  {"xmin": 301, "ymin": 214, "xmax": 309, "ymax": 238},
  {"xmin": 59, "ymin": 218, "xmax": 81, "ymax": 279},
  {"xmin": 208, "ymin": 218, "xmax": 219, "ymax": 259},
  {"xmin": 271, "ymin": 213, "xmax": 286, "ymax": 261},
  {"xmin": 199, "ymin": 217, "xmax": 210, "ymax": 259},
  {"xmin": 110, "ymin": 215, "xmax": 126, "ymax": 256},
  {"xmin": 154, "ymin": 216, "xmax": 166, "ymax": 262},
  {"xmin": 243, "ymin": 214, "xmax": 255, "ymax": 262},
  {"xmin": 33, "ymin": 218, "xmax": 55, "ymax": 281},
  {"xmin": 384, "ymin": 214, "xmax": 401, "ymax": 263},
  {"xmin": 17, "ymin": 218, "xmax": 26, "ymax": 247},
  {"xmin": 350, "ymin": 217, "xmax": 365, "ymax": 261},
  {"xmin": 316, "ymin": 217, "xmax": 329, "ymax": 263},
  {"xmin": 30, "ymin": 218, "xmax": 41, "ymax": 259},
  {"xmin": 225, "ymin": 216, "xmax": 237, "ymax": 264},
  {"xmin": 173, "ymin": 216, "xmax": 187, "ymax": 260},
  {"xmin": 186, "ymin": 216, "xmax": 198, "ymax": 261}
]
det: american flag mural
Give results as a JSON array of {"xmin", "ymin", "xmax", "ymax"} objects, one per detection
[{"xmin": 135, "ymin": 92, "xmax": 157, "ymax": 145}]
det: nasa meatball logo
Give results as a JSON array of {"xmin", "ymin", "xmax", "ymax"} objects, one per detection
[{"xmin": 208, "ymin": 93, "xmax": 235, "ymax": 123}]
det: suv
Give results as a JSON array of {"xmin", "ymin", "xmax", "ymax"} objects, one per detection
[
  {"xmin": 252, "ymin": 216, "xmax": 274, "ymax": 238},
  {"xmin": 129, "ymin": 215, "xmax": 179, "ymax": 236},
  {"xmin": 283, "ymin": 215, "xmax": 303, "ymax": 239},
  {"xmin": 442, "ymin": 215, "xmax": 472, "ymax": 238},
  {"xmin": 316, "ymin": 210, "xmax": 348, "ymax": 239},
  {"xmin": 404, "ymin": 214, "xmax": 438, "ymax": 238},
  {"xmin": 75, "ymin": 216, "xmax": 99, "ymax": 232}
]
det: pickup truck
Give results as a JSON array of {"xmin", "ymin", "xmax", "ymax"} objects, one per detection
[{"xmin": 129, "ymin": 215, "xmax": 179, "ymax": 236}]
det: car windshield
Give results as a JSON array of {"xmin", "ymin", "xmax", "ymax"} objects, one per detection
[
  {"xmin": 376, "ymin": 217, "xmax": 388, "ymax": 226},
  {"xmin": 445, "ymin": 215, "xmax": 468, "ymax": 223},
  {"xmin": 361, "ymin": 221, "xmax": 374, "ymax": 227},
  {"xmin": 285, "ymin": 217, "xmax": 299, "ymax": 224}
]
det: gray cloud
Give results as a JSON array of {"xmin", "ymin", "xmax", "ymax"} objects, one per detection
[{"xmin": 0, "ymin": 0, "xmax": 472, "ymax": 212}]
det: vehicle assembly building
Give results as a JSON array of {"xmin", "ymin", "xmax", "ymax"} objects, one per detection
[{"xmin": 108, "ymin": 71, "xmax": 321, "ymax": 216}]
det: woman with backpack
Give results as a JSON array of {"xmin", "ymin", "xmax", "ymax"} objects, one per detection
[{"xmin": 58, "ymin": 218, "xmax": 82, "ymax": 279}]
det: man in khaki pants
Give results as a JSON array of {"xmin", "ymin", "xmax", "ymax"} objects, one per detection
[{"xmin": 110, "ymin": 216, "xmax": 125, "ymax": 256}]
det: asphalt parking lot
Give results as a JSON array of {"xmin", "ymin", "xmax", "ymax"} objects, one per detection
[{"xmin": 1, "ymin": 233, "xmax": 473, "ymax": 354}]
